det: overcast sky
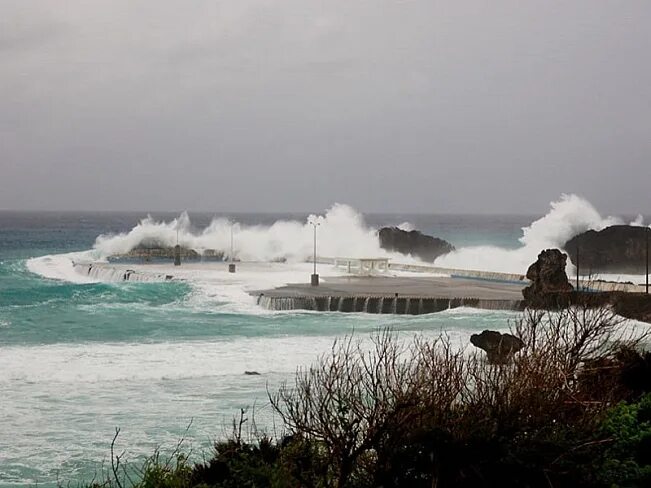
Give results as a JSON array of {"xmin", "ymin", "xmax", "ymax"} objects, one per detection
[{"xmin": 1, "ymin": 1, "xmax": 650, "ymax": 214}]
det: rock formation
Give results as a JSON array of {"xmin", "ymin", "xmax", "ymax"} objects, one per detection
[
  {"xmin": 378, "ymin": 227, "xmax": 454, "ymax": 262},
  {"xmin": 470, "ymin": 330, "xmax": 524, "ymax": 364},
  {"xmin": 564, "ymin": 225, "xmax": 651, "ymax": 274},
  {"xmin": 522, "ymin": 249, "xmax": 574, "ymax": 302}
]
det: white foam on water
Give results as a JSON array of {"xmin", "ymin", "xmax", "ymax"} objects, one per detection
[
  {"xmin": 439, "ymin": 306, "xmax": 517, "ymax": 317},
  {"xmin": 26, "ymin": 251, "xmax": 100, "ymax": 284},
  {"xmin": 0, "ymin": 326, "xmax": 473, "ymax": 485},
  {"xmin": 0, "ymin": 336, "xmax": 346, "ymax": 384},
  {"xmin": 435, "ymin": 194, "xmax": 626, "ymax": 274}
]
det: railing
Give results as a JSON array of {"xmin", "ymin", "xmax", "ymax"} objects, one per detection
[{"xmin": 333, "ymin": 257, "xmax": 389, "ymax": 275}]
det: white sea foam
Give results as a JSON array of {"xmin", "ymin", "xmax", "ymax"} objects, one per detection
[
  {"xmin": 0, "ymin": 337, "xmax": 334, "ymax": 384},
  {"xmin": 397, "ymin": 221, "xmax": 415, "ymax": 232},
  {"xmin": 0, "ymin": 324, "xmax": 473, "ymax": 485},
  {"xmin": 26, "ymin": 251, "xmax": 100, "ymax": 284},
  {"xmin": 630, "ymin": 214, "xmax": 646, "ymax": 226},
  {"xmin": 434, "ymin": 194, "xmax": 626, "ymax": 274}
]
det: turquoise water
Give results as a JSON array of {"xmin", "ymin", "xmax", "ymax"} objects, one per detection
[{"xmin": 0, "ymin": 212, "xmax": 527, "ymax": 487}]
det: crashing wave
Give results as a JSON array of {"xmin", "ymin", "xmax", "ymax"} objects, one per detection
[
  {"xmin": 434, "ymin": 194, "xmax": 625, "ymax": 274},
  {"xmin": 92, "ymin": 204, "xmax": 397, "ymax": 263},
  {"xmin": 27, "ymin": 194, "xmax": 642, "ymax": 282}
]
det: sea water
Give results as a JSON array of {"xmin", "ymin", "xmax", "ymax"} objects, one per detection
[{"xmin": 0, "ymin": 196, "xmax": 645, "ymax": 486}]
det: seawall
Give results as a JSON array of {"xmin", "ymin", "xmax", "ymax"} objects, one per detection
[
  {"xmin": 257, "ymin": 294, "xmax": 525, "ymax": 314},
  {"xmin": 72, "ymin": 262, "xmax": 174, "ymax": 282}
]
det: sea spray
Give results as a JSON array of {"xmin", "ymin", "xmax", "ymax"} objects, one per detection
[
  {"xmin": 25, "ymin": 195, "xmax": 648, "ymax": 284},
  {"xmin": 92, "ymin": 204, "xmax": 403, "ymax": 263},
  {"xmin": 434, "ymin": 194, "xmax": 626, "ymax": 274}
]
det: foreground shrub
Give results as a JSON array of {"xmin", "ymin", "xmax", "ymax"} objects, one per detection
[
  {"xmin": 271, "ymin": 304, "xmax": 649, "ymax": 487},
  {"xmin": 593, "ymin": 393, "xmax": 651, "ymax": 487}
]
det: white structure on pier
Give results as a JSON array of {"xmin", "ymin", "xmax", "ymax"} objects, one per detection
[{"xmin": 333, "ymin": 257, "xmax": 390, "ymax": 275}]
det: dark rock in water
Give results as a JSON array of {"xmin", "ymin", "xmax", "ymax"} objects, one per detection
[
  {"xmin": 564, "ymin": 225, "xmax": 651, "ymax": 274},
  {"xmin": 244, "ymin": 371, "xmax": 261, "ymax": 376},
  {"xmin": 378, "ymin": 227, "xmax": 454, "ymax": 262},
  {"xmin": 470, "ymin": 330, "xmax": 524, "ymax": 364},
  {"xmin": 523, "ymin": 249, "xmax": 574, "ymax": 302}
]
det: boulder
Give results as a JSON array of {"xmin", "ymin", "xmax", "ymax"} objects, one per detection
[
  {"xmin": 470, "ymin": 330, "xmax": 524, "ymax": 364},
  {"xmin": 563, "ymin": 225, "xmax": 650, "ymax": 274},
  {"xmin": 378, "ymin": 227, "xmax": 454, "ymax": 262},
  {"xmin": 522, "ymin": 249, "xmax": 574, "ymax": 302}
]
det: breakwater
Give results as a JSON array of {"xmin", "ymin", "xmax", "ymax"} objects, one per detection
[
  {"xmin": 73, "ymin": 262, "xmax": 174, "ymax": 282},
  {"xmin": 257, "ymin": 294, "xmax": 524, "ymax": 314}
]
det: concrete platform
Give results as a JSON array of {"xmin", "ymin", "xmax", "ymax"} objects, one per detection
[{"xmin": 254, "ymin": 275, "xmax": 527, "ymax": 314}]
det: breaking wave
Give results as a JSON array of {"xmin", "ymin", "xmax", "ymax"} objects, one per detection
[
  {"xmin": 92, "ymin": 203, "xmax": 397, "ymax": 262},
  {"xmin": 434, "ymin": 194, "xmax": 633, "ymax": 274},
  {"xmin": 26, "ymin": 194, "xmax": 648, "ymax": 282}
]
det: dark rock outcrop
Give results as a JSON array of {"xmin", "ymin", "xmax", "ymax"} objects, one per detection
[
  {"xmin": 611, "ymin": 292, "xmax": 651, "ymax": 324},
  {"xmin": 378, "ymin": 227, "xmax": 454, "ymax": 262},
  {"xmin": 470, "ymin": 330, "xmax": 524, "ymax": 364},
  {"xmin": 564, "ymin": 225, "xmax": 650, "ymax": 274},
  {"xmin": 523, "ymin": 249, "xmax": 574, "ymax": 302}
]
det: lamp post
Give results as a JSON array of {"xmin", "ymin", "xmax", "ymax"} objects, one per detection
[
  {"xmin": 575, "ymin": 245, "xmax": 580, "ymax": 291},
  {"xmin": 174, "ymin": 226, "xmax": 181, "ymax": 266},
  {"xmin": 229, "ymin": 222, "xmax": 236, "ymax": 273},
  {"xmin": 310, "ymin": 220, "xmax": 320, "ymax": 286},
  {"xmin": 646, "ymin": 226, "xmax": 649, "ymax": 294}
]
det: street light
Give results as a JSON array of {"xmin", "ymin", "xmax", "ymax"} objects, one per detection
[
  {"xmin": 309, "ymin": 219, "xmax": 320, "ymax": 286},
  {"xmin": 646, "ymin": 226, "xmax": 649, "ymax": 294},
  {"xmin": 174, "ymin": 225, "xmax": 181, "ymax": 266},
  {"xmin": 576, "ymin": 244, "xmax": 580, "ymax": 291},
  {"xmin": 229, "ymin": 222, "xmax": 236, "ymax": 273}
]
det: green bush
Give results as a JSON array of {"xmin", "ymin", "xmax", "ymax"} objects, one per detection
[{"xmin": 594, "ymin": 393, "xmax": 651, "ymax": 487}]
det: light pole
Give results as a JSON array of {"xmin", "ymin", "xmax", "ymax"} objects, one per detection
[
  {"xmin": 646, "ymin": 226, "xmax": 649, "ymax": 294},
  {"xmin": 575, "ymin": 245, "xmax": 580, "ymax": 291},
  {"xmin": 174, "ymin": 226, "xmax": 181, "ymax": 266},
  {"xmin": 310, "ymin": 220, "xmax": 320, "ymax": 286},
  {"xmin": 229, "ymin": 222, "xmax": 236, "ymax": 273}
]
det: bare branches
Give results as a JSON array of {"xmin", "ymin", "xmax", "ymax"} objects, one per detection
[
  {"xmin": 110, "ymin": 428, "xmax": 124, "ymax": 488},
  {"xmin": 269, "ymin": 304, "xmax": 646, "ymax": 486}
]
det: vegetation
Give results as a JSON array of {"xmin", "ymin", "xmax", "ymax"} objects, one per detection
[{"xmin": 76, "ymin": 304, "xmax": 651, "ymax": 487}]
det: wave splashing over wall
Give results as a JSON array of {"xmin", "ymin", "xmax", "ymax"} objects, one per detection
[
  {"xmin": 434, "ymin": 194, "xmax": 624, "ymax": 274},
  {"xmin": 93, "ymin": 204, "xmax": 392, "ymax": 263}
]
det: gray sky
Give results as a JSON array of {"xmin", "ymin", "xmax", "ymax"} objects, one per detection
[{"xmin": 1, "ymin": 0, "xmax": 650, "ymax": 214}]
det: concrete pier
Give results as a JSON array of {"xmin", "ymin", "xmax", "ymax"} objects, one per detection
[{"xmin": 255, "ymin": 275, "xmax": 527, "ymax": 314}]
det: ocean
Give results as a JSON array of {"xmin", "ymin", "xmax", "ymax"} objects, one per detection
[{"xmin": 0, "ymin": 197, "xmax": 643, "ymax": 486}]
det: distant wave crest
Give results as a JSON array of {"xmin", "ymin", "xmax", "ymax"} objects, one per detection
[{"xmin": 434, "ymin": 194, "xmax": 630, "ymax": 273}]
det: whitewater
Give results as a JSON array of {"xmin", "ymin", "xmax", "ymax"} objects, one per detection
[{"xmin": 1, "ymin": 194, "xmax": 649, "ymax": 487}]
